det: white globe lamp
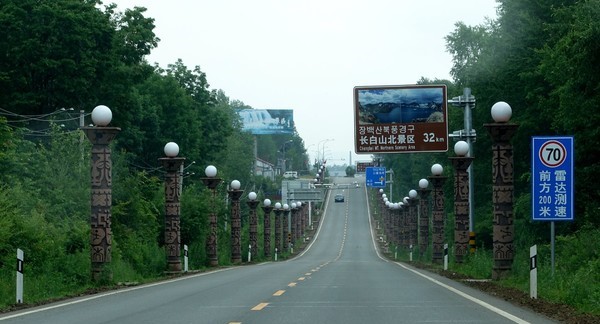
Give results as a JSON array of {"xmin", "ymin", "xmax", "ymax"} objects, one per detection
[
  {"xmin": 205, "ymin": 165, "xmax": 217, "ymax": 178},
  {"xmin": 454, "ymin": 141, "xmax": 469, "ymax": 157},
  {"xmin": 164, "ymin": 142, "xmax": 179, "ymax": 157},
  {"xmin": 431, "ymin": 163, "xmax": 443, "ymax": 176},
  {"xmin": 491, "ymin": 101, "xmax": 512, "ymax": 122},
  {"xmin": 91, "ymin": 105, "xmax": 112, "ymax": 126}
]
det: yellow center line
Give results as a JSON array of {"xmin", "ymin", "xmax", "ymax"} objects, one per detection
[
  {"xmin": 273, "ymin": 290, "xmax": 285, "ymax": 296},
  {"xmin": 288, "ymin": 282, "xmax": 297, "ymax": 287},
  {"xmin": 305, "ymin": 273, "xmax": 312, "ymax": 276},
  {"xmin": 251, "ymin": 302, "xmax": 269, "ymax": 311},
  {"xmin": 298, "ymin": 277, "xmax": 305, "ymax": 281}
]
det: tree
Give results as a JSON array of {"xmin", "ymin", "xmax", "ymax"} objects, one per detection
[{"xmin": 345, "ymin": 166, "xmax": 356, "ymax": 177}]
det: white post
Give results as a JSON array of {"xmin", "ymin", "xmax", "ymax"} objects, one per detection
[
  {"xmin": 409, "ymin": 245, "xmax": 413, "ymax": 262},
  {"xmin": 443, "ymin": 244, "xmax": 448, "ymax": 270},
  {"xmin": 275, "ymin": 248, "xmax": 278, "ymax": 261},
  {"xmin": 183, "ymin": 245, "xmax": 188, "ymax": 272},
  {"xmin": 530, "ymin": 245, "xmax": 537, "ymax": 299},
  {"xmin": 16, "ymin": 249, "xmax": 24, "ymax": 303},
  {"xmin": 394, "ymin": 246, "xmax": 397, "ymax": 260},
  {"xmin": 248, "ymin": 244, "xmax": 252, "ymax": 263}
]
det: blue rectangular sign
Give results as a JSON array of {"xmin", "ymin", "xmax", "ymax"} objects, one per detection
[
  {"xmin": 366, "ymin": 167, "xmax": 386, "ymax": 188},
  {"xmin": 531, "ymin": 136, "xmax": 574, "ymax": 221}
]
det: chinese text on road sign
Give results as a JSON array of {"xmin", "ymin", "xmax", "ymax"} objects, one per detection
[
  {"xmin": 366, "ymin": 167, "xmax": 386, "ymax": 188},
  {"xmin": 531, "ymin": 136, "xmax": 574, "ymax": 221}
]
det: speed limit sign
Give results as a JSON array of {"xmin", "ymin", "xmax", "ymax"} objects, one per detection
[
  {"xmin": 538, "ymin": 140, "xmax": 567, "ymax": 168},
  {"xmin": 532, "ymin": 136, "xmax": 574, "ymax": 221}
]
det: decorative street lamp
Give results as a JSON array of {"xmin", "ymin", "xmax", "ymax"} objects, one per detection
[
  {"xmin": 297, "ymin": 201, "xmax": 304, "ymax": 239},
  {"xmin": 450, "ymin": 140, "xmax": 474, "ymax": 263},
  {"xmin": 247, "ymin": 191, "xmax": 259, "ymax": 262},
  {"xmin": 261, "ymin": 199, "xmax": 273, "ymax": 259},
  {"xmin": 282, "ymin": 203, "xmax": 290, "ymax": 252},
  {"xmin": 393, "ymin": 203, "xmax": 400, "ymax": 247},
  {"xmin": 200, "ymin": 165, "xmax": 222, "ymax": 267},
  {"xmin": 429, "ymin": 163, "xmax": 447, "ymax": 264},
  {"xmin": 274, "ymin": 202, "xmax": 283, "ymax": 256},
  {"xmin": 418, "ymin": 179, "xmax": 431, "ymax": 257},
  {"xmin": 408, "ymin": 190, "xmax": 418, "ymax": 251},
  {"xmin": 401, "ymin": 197, "xmax": 410, "ymax": 250},
  {"xmin": 81, "ymin": 105, "xmax": 120, "ymax": 282},
  {"xmin": 290, "ymin": 202, "xmax": 297, "ymax": 247},
  {"xmin": 485, "ymin": 101, "xmax": 519, "ymax": 280},
  {"xmin": 396, "ymin": 202, "xmax": 404, "ymax": 248},
  {"xmin": 228, "ymin": 180, "xmax": 244, "ymax": 264},
  {"xmin": 159, "ymin": 142, "xmax": 185, "ymax": 272}
]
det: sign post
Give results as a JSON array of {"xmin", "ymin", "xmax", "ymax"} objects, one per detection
[{"xmin": 532, "ymin": 136, "xmax": 574, "ymax": 275}]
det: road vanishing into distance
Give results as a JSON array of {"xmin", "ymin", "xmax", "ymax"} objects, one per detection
[{"xmin": 0, "ymin": 176, "xmax": 555, "ymax": 324}]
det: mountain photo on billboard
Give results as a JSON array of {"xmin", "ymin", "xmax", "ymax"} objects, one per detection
[{"xmin": 357, "ymin": 87, "xmax": 444, "ymax": 125}]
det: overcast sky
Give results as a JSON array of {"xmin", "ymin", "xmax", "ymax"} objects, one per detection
[{"xmin": 109, "ymin": 0, "xmax": 498, "ymax": 166}]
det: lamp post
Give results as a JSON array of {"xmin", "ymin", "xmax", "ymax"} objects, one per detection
[
  {"xmin": 261, "ymin": 199, "xmax": 273, "ymax": 258},
  {"xmin": 449, "ymin": 141, "xmax": 473, "ymax": 263},
  {"xmin": 201, "ymin": 165, "xmax": 222, "ymax": 267},
  {"xmin": 418, "ymin": 179, "xmax": 431, "ymax": 257},
  {"xmin": 290, "ymin": 202, "xmax": 297, "ymax": 248},
  {"xmin": 401, "ymin": 197, "xmax": 409, "ymax": 250},
  {"xmin": 396, "ymin": 201, "xmax": 406, "ymax": 248},
  {"xmin": 382, "ymin": 195, "xmax": 389, "ymax": 241},
  {"xmin": 484, "ymin": 101, "xmax": 518, "ymax": 280},
  {"xmin": 429, "ymin": 163, "xmax": 447, "ymax": 264},
  {"xmin": 393, "ymin": 203, "xmax": 400, "ymax": 247},
  {"xmin": 159, "ymin": 142, "xmax": 185, "ymax": 272},
  {"xmin": 228, "ymin": 180, "xmax": 244, "ymax": 264},
  {"xmin": 81, "ymin": 105, "xmax": 120, "ymax": 282},
  {"xmin": 297, "ymin": 201, "xmax": 304, "ymax": 239},
  {"xmin": 282, "ymin": 203, "xmax": 290, "ymax": 252},
  {"xmin": 408, "ymin": 190, "xmax": 418, "ymax": 252},
  {"xmin": 247, "ymin": 191, "xmax": 259, "ymax": 262},
  {"xmin": 274, "ymin": 202, "xmax": 283, "ymax": 256}
]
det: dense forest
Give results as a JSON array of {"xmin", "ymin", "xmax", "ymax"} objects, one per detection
[
  {"xmin": 380, "ymin": 0, "xmax": 599, "ymax": 314},
  {"xmin": 0, "ymin": 0, "xmax": 598, "ymax": 315},
  {"xmin": 0, "ymin": 0, "xmax": 308, "ymax": 305}
]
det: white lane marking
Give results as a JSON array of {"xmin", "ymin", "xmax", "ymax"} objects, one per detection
[
  {"xmin": 364, "ymin": 189, "xmax": 530, "ymax": 324},
  {"xmin": 394, "ymin": 263, "xmax": 530, "ymax": 324}
]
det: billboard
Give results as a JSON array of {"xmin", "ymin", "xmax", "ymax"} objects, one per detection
[
  {"xmin": 238, "ymin": 109, "xmax": 294, "ymax": 135},
  {"xmin": 356, "ymin": 161, "xmax": 376, "ymax": 173},
  {"xmin": 354, "ymin": 85, "xmax": 448, "ymax": 153}
]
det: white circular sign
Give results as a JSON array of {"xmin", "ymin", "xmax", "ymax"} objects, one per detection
[{"xmin": 539, "ymin": 140, "xmax": 566, "ymax": 168}]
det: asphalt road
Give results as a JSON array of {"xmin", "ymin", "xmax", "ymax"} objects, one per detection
[{"xmin": 0, "ymin": 176, "xmax": 555, "ymax": 324}]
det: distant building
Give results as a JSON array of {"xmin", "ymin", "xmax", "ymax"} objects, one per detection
[{"xmin": 255, "ymin": 157, "xmax": 275, "ymax": 181}]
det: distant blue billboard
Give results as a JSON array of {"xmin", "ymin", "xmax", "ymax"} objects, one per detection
[{"xmin": 238, "ymin": 109, "xmax": 294, "ymax": 135}]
